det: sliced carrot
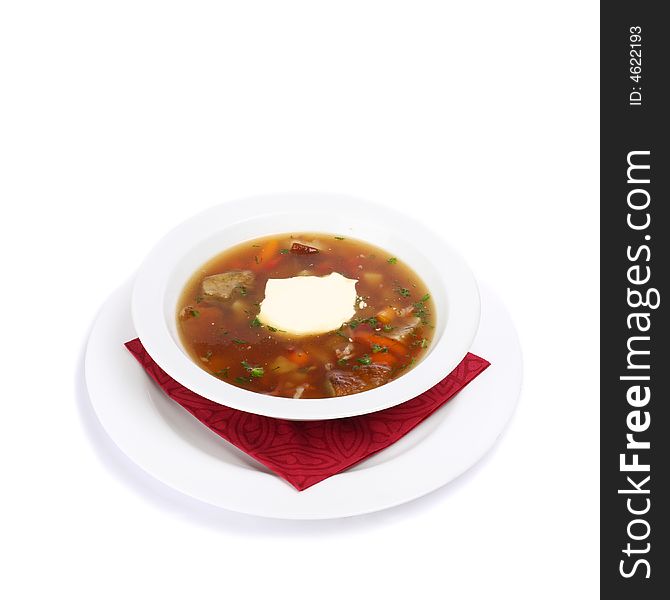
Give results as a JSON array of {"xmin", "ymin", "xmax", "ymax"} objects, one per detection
[
  {"xmin": 287, "ymin": 348, "xmax": 310, "ymax": 366},
  {"xmin": 250, "ymin": 239, "xmax": 280, "ymax": 270},
  {"xmin": 370, "ymin": 352, "xmax": 398, "ymax": 366},
  {"xmin": 260, "ymin": 239, "xmax": 279, "ymax": 261},
  {"xmin": 352, "ymin": 330, "xmax": 408, "ymax": 358}
]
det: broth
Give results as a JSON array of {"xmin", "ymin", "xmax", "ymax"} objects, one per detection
[{"xmin": 176, "ymin": 233, "xmax": 435, "ymax": 399}]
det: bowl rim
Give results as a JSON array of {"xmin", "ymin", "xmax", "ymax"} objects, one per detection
[{"xmin": 131, "ymin": 193, "xmax": 480, "ymax": 420}]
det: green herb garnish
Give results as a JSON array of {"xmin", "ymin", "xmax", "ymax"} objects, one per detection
[
  {"xmin": 420, "ymin": 293, "xmax": 431, "ymax": 302},
  {"xmin": 337, "ymin": 358, "xmax": 349, "ymax": 365},
  {"xmin": 235, "ymin": 376, "xmax": 252, "ymax": 384},
  {"xmin": 397, "ymin": 288, "xmax": 411, "ymax": 298},
  {"xmin": 412, "ymin": 297, "xmax": 431, "ymax": 324},
  {"xmin": 383, "ymin": 324, "xmax": 394, "ymax": 332},
  {"xmin": 267, "ymin": 325, "xmax": 278, "ymax": 332},
  {"xmin": 371, "ymin": 343, "xmax": 388, "ymax": 353},
  {"xmin": 189, "ymin": 309, "xmax": 200, "ymax": 317},
  {"xmin": 237, "ymin": 286, "xmax": 247, "ymax": 296},
  {"xmin": 334, "ymin": 236, "xmax": 345, "ymax": 240},
  {"xmin": 250, "ymin": 316, "xmax": 263, "ymax": 328},
  {"xmin": 279, "ymin": 248, "xmax": 289, "ymax": 254},
  {"xmin": 232, "ymin": 338, "xmax": 248, "ymax": 345},
  {"xmin": 241, "ymin": 360, "xmax": 264, "ymax": 378},
  {"xmin": 214, "ymin": 367, "xmax": 230, "ymax": 379},
  {"xmin": 357, "ymin": 354, "xmax": 372, "ymax": 365},
  {"xmin": 364, "ymin": 317, "xmax": 378, "ymax": 328},
  {"xmin": 387, "ymin": 257, "xmax": 398, "ymax": 264},
  {"xmin": 348, "ymin": 318, "xmax": 361, "ymax": 329}
]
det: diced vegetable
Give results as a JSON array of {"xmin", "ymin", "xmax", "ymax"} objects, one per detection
[
  {"xmin": 352, "ymin": 330, "xmax": 408, "ymax": 358},
  {"xmin": 363, "ymin": 272, "xmax": 383, "ymax": 285},
  {"xmin": 258, "ymin": 239, "xmax": 279, "ymax": 262},
  {"xmin": 287, "ymin": 348, "xmax": 310, "ymax": 366},
  {"xmin": 269, "ymin": 355, "xmax": 298, "ymax": 374},
  {"xmin": 370, "ymin": 352, "xmax": 397, "ymax": 366},
  {"xmin": 376, "ymin": 306, "xmax": 396, "ymax": 324},
  {"xmin": 231, "ymin": 300, "xmax": 249, "ymax": 318}
]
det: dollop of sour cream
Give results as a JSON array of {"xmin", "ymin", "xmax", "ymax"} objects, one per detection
[{"xmin": 258, "ymin": 272, "xmax": 358, "ymax": 335}]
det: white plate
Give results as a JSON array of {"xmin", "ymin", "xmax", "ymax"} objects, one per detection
[
  {"xmin": 131, "ymin": 194, "xmax": 481, "ymax": 420},
  {"xmin": 85, "ymin": 279, "xmax": 521, "ymax": 519}
]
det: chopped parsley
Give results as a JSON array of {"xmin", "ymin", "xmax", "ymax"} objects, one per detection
[
  {"xmin": 214, "ymin": 367, "xmax": 230, "ymax": 379},
  {"xmin": 241, "ymin": 361, "xmax": 264, "ymax": 378},
  {"xmin": 334, "ymin": 236, "xmax": 345, "ymax": 240},
  {"xmin": 348, "ymin": 318, "xmax": 361, "ymax": 329},
  {"xmin": 232, "ymin": 338, "xmax": 248, "ymax": 345},
  {"xmin": 413, "ymin": 338, "xmax": 429, "ymax": 348},
  {"xmin": 267, "ymin": 325, "xmax": 278, "ymax": 332},
  {"xmin": 357, "ymin": 354, "xmax": 372, "ymax": 365},
  {"xmin": 371, "ymin": 343, "xmax": 388, "ymax": 353},
  {"xmin": 387, "ymin": 257, "xmax": 398, "ymax": 264},
  {"xmin": 383, "ymin": 324, "xmax": 394, "ymax": 332},
  {"xmin": 235, "ymin": 376, "xmax": 252, "ymax": 384},
  {"xmin": 363, "ymin": 316, "xmax": 378, "ymax": 328},
  {"xmin": 412, "ymin": 296, "xmax": 431, "ymax": 324},
  {"xmin": 337, "ymin": 358, "xmax": 349, "ymax": 365},
  {"xmin": 189, "ymin": 309, "xmax": 200, "ymax": 318},
  {"xmin": 279, "ymin": 248, "xmax": 289, "ymax": 254},
  {"xmin": 250, "ymin": 316, "xmax": 263, "ymax": 328},
  {"xmin": 397, "ymin": 287, "xmax": 411, "ymax": 298}
]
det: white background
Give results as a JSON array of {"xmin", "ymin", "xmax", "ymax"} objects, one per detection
[{"xmin": 0, "ymin": 2, "xmax": 599, "ymax": 599}]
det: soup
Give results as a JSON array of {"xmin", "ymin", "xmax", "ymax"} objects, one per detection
[{"xmin": 176, "ymin": 233, "xmax": 435, "ymax": 399}]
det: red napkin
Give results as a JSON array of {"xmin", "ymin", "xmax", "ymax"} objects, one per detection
[{"xmin": 125, "ymin": 338, "xmax": 490, "ymax": 491}]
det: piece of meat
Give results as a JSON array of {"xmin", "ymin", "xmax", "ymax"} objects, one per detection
[
  {"xmin": 201, "ymin": 270, "xmax": 254, "ymax": 300},
  {"xmin": 290, "ymin": 242, "xmax": 319, "ymax": 255},
  {"xmin": 325, "ymin": 371, "xmax": 368, "ymax": 397},
  {"xmin": 387, "ymin": 316, "xmax": 421, "ymax": 341},
  {"xmin": 357, "ymin": 363, "xmax": 393, "ymax": 387},
  {"xmin": 325, "ymin": 363, "xmax": 393, "ymax": 397}
]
